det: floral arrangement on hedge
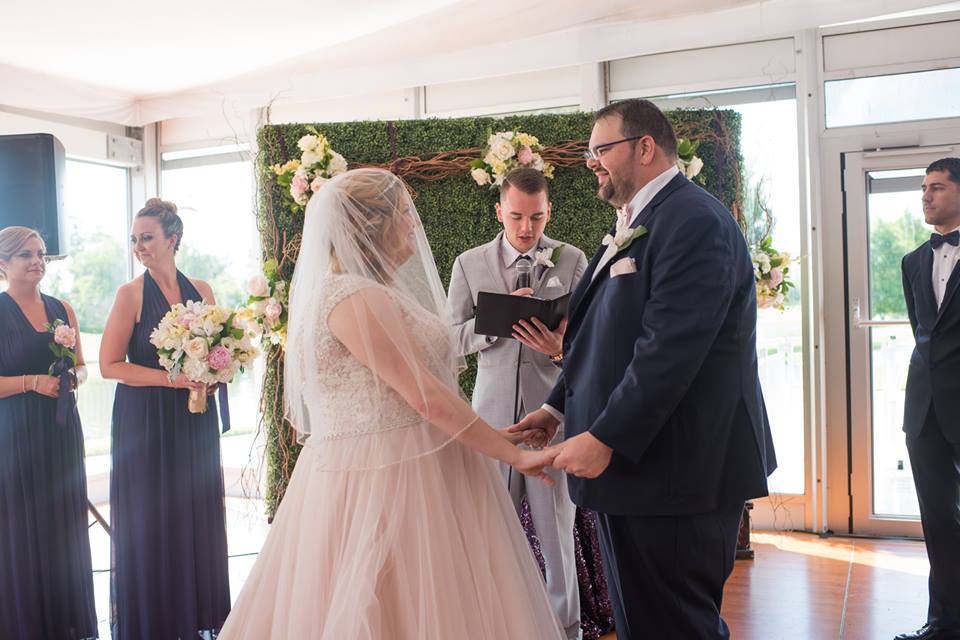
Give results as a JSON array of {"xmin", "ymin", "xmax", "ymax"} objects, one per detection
[
  {"xmin": 269, "ymin": 128, "xmax": 348, "ymax": 211},
  {"xmin": 470, "ymin": 130, "xmax": 554, "ymax": 187},
  {"xmin": 752, "ymin": 236, "xmax": 794, "ymax": 311},
  {"xmin": 239, "ymin": 258, "xmax": 289, "ymax": 348}
]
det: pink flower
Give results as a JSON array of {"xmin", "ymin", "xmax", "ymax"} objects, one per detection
[
  {"xmin": 310, "ymin": 175, "xmax": 328, "ymax": 192},
  {"xmin": 517, "ymin": 146, "xmax": 534, "ymax": 165},
  {"xmin": 207, "ymin": 345, "xmax": 231, "ymax": 371},
  {"xmin": 54, "ymin": 325, "xmax": 76, "ymax": 349},
  {"xmin": 291, "ymin": 173, "xmax": 310, "ymax": 204},
  {"xmin": 178, "ymin": 311, "xmax": 196, "ymax": 327},
  {"xmin": 264, "ymin": 299, "xmax": 282, "ymax": 325},
  {"xmin": 769, "ymin": 266, "xmax": 783, "ymax": 289}
]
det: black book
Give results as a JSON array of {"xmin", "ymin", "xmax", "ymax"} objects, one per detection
[{"xmin": 474, "ymin": 291, "xmax": 571, "ymax": 339}]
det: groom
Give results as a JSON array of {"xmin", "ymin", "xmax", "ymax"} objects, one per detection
[{"xmin": 512, "ymin": 99, "xmax": 777, "ymax": 639}]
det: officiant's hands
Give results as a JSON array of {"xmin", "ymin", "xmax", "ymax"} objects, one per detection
[
  {"xmin": 547, "ymin": 432, "xmax": 613, "ymax": 479},
  {"xmin": 507, "ymin": 407, "xmax": 560, "ymax": 448},
  {"xmin": 510, "ymin": 287, "xmax": 534, "ymax": 297},
  {"xmin": 512, "ymin": 317, "xmax": 566, "ymax": 356},
  {"xmin": 513, "ymin": 448, "xmax": 559, "ymax": 487}
]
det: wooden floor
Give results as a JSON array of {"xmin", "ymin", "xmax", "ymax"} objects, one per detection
[{"xmin": 598, "ymin": 531, "xmax": 929, "ymax": 640}]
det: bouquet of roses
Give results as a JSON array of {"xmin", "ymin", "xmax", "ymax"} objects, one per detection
[
  {"xmin": 45, "ymin": 319, "xmax": 78, "ymax": 425},
  {"xmin": 238, "ymin": 258, "xmax": 288, "ymax": 349},
  {"xmin": 752, "ymin": 236, "xmax": 794, "ymax": 311},
  {"xmin": 270, "ymin": 127, "xmax": 348, "ymax": 212},
  {"xmin": 150, "ymin": 301, "xmax": 259, "ymax": 413},
  {"xmin": 470, "ymin": 130, "xmax": 554, "ymax": 187}
]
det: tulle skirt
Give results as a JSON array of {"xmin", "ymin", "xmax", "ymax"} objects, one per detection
[{"xmin": 219, "ymin": 432, "xmax": 564, "ymax": 639}]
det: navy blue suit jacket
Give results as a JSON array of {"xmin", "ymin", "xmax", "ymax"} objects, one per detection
[
  {"xmin": 902, "ymin": 242, "xmax": 960, "ymax": 442},
  {"xmin": 547, "ymin": 173, "xmax": 777, "ymax": 516}
]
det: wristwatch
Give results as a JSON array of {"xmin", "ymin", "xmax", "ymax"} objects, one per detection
[{"xmin": 549, "ymin": 352, "xmax": 564, "ymax": 366}]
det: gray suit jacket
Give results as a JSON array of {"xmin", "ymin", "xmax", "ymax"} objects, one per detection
[{"xmin": 447, "ymin": 231, "xmax": 588, "ymax": 429}]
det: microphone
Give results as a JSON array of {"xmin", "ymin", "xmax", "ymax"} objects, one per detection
[{"xmin": 515, "ymin": 256, "xmax": 532, "ymax": 290}]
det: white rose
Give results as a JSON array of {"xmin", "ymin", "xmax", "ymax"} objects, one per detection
[
  {"xmin": 471, "ymin": 168, "xmax": 492, "ymax": 185},
  {"xmin": 684, "ymin": 156, "xmax": 704, "ymax": 179},
  {"xmin": 532, "ymin": 156, "xmax": 544, "ymax": 171},
  {"xmin": 297, "ymin": 134, "xmax": 318, "ymax": 152},
  {"xmin": 300, "ymin": 149, "xmax": 320, "ymax": 167},
  {"xmin": 328, "ymin": 152, "xmax": 347, "ymax": 175},
  {"xmin": 490, "ymin": 138, "xmax": 515, "ymax": 161},
  {"xmin": 182, "ymin": 357, "xmax": 208, "ymax": 382},
  {"xmin": 246, "ymin": 274, "xmax": 270, "ymax": 298},
  {"xmin": 184, "ymin": 337, "xmax": 208, "ymax": 361}
]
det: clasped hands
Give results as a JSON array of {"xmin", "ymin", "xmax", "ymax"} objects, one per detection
[{"xmin": 504, "ymin": 408, "xmax": 613, "ymax": 483}]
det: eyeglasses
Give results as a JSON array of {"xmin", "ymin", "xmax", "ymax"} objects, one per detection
[{"xmin": 582, "ymin": 136, "xmax": 644, "ymax": 162}]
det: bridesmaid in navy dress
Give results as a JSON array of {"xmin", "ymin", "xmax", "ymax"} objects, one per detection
[
  {"xmin": 0, "ymin": 226, "xmax": 98, "ymax": 639},
  {"xmin": 100, "ymin": 198, "xmax": 230, "ymax": 639}
]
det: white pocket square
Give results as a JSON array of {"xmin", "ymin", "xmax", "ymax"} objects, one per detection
[
  {"xmin": 545, "ymin": 276, "xmax": 562, "ymax": 288},
  {"xmin": 609, "ymin": 257, "xmax": 637, "ymax": 278}
]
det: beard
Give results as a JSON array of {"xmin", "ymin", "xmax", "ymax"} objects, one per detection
[{"xmin": 597, "ymin": 172, "xmax": 635, "ymax": 207}]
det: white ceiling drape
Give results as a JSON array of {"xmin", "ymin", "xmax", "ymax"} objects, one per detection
[{"xmin": 0, "ymin": 0, "xmax": 950, "ymax": 126}]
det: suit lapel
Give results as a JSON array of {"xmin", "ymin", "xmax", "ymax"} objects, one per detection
[
  {"xmin": 482, "ymin": 231, "xmax": 511, "ymax": 294},
  {"xmin": 576, "ymin": 173, "xmax": 688, "ymax": 305}
]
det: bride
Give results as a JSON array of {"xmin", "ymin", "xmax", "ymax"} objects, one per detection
[{"xmin": 219, "ymin": 168, "xmax": 564, "ymax": 639}]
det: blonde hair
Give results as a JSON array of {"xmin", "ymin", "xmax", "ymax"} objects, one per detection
[
  {"xmin": 329, "ymin": 171, "xmax": 409, "ymax": 283},
  {"xmin": 0, "ymin": 226, "xmax": 45, "ymax": 282},
  {"xmin": 136, "ymin": 197, "xmax": 184, "ymax": 252}
]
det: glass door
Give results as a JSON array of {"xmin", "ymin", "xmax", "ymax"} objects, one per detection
[{"xmin": 843, "ymin": 146, "xmax": 956, "ymax": 535}]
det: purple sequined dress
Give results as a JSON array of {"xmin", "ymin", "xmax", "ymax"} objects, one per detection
[
  {"xmin": 0, "ymin": 292, "xmax": 97, "ymax": 639},
  {"xmin": 522, "ymin": 501, "xmax": 615, "ymax": 639},
  {"xmin": 109, "ymin": 270, "xmax": 230, "ymax": 639}
]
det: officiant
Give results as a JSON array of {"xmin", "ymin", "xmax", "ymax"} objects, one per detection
[{"xmin": 447, "ymin": 167, "xmax": 588, "ymax": 640}]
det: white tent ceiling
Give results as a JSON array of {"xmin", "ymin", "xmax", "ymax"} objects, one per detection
[{"xmin": 0, "ymin": 0, "xmax": 951, "ymax": 126}]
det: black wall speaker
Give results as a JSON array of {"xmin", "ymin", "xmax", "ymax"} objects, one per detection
[{"xmin": 0, "ymin": 133, "xmax": 67, "ymax": 255}]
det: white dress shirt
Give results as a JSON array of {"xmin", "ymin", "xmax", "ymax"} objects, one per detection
[
  {"xmin": 932, "ymin": 224, "xmax": 960, "ymax": 308},
  {"xmin": 619, "ymin": 165, "xmax": 680, "ymax": 229},
  {"xmin": 501, "ymin": 234, "xmax": 534, "ymax": 270},
  {"xmin": 542, "ymin": 165, "xmax": 680, "ymax": 421}
]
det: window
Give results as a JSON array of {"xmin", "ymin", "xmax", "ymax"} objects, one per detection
[
  {"xmin": 654, "ymin": 87, "xmax": 805, "ymax": 494},
  {"xmin": 160, "ymin": 151, "xmax": 263, "ymax": 479},
  {"xmin": 44, "ymin": 160, "xmax": 130, "ymax": 468},
  {"xmin": 825, "ymin": 67, "xmax": 960, "ymax": 128}
]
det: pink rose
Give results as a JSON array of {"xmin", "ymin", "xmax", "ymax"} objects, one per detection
[
  {"xmin": 207, "ymin": 345, "xmax": 231, "ymax": 371},
  {"xmin": 517, "ymin": 146, "xmax": 534, "ymax": 165},
  {"xmin": 54, "ymin": 324, "xmax": 76, "ymax": 349},
  {"xmin": 310, "ymin": 175, "xmax": 328, "ymax": 192},
  {"xmin": 264, "ymin": 299, "xmax": 282, "ymax": 325},
  {"xmin": 291, "ymin": 173, "xmax": 310, "ymax": 204},
  {"xmin": 769, "ymin": 267, "xmax": 783, "ymax": 289}
]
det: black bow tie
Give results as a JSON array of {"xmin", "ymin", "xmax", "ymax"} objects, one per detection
[{"xmin": 930, "ymin": 230, "xmax": 960, "ymax": 249}]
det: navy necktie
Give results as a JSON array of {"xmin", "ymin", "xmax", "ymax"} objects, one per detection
[{"xmin": 930, "ymin": 230, "xmax": 960, "ymax": 249}]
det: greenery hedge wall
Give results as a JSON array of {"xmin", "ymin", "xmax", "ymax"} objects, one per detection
[{"xmin": 256, "ymin": 110, "xmax": 743, "ymax": 515}]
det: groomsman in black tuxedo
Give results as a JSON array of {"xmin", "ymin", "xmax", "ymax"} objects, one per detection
[
  {"xmin": 511, "ymin": 99, "xmax": 777, "ymax": 639},
  {"xmin": 897, "ymin": 157, "xmax": 960, "ymax": 640}
]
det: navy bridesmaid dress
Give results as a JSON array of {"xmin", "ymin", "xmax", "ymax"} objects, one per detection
[
  {"xmin": 110, "ymin": 270, "xmax": 230, "ymax": 639},
  {"xmin": 0, "ymin": 292, "xmax": 98, "ymax": 639}
]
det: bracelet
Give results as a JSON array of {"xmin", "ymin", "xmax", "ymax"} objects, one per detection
[
  {"xmin": 21, "ymin": 375, "xmax": 26, "ymax": 394},
  {"xmin": 32, "ymin": 375, "xmax": 39, "ymax": 391}
]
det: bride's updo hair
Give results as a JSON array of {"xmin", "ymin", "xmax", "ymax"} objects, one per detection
[
  {"xmin": 328, "ymin": 169, "xmax": 411, "ymax": 283},
  {"xmin": 136, "ymin": 197, "xmax": 184, "ymax": 252},
  {"xmin": 0, "ymin": 226, "xmax": 45, "ymax": 282}
]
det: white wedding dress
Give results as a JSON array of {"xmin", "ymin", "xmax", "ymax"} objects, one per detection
[{"xmin": 219, "ymin": 272, "xmax": 564, "ymax": 639}]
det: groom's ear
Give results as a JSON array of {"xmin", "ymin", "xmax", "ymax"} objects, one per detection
[{"xmin": 495, "ymin": 201, "xmax": 504, "ymax": 223}]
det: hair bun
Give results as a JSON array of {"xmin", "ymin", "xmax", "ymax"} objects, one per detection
[{"xmin": 143, "ymin": 197, "xmax": 178, "ymax": 215}]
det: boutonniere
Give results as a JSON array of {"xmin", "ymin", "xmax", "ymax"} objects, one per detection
[
  {"xmin": 534, "ymin": 244, "xmax": 565, "ymax": 268},
  {"xmin": 601, "ymin": 225, "xmax": 648, "ymax": 261}
]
